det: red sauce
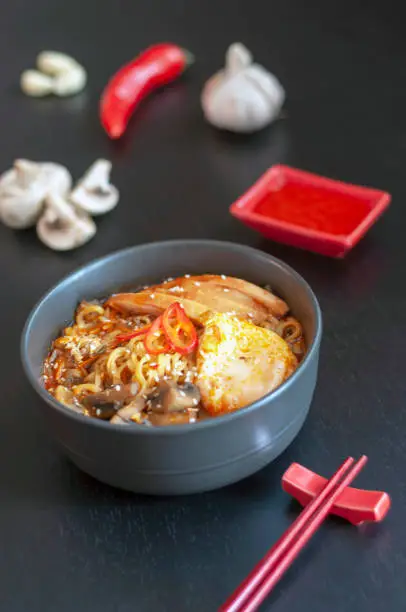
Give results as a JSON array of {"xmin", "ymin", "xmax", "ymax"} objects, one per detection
[{"xmin": 255, "ymin": 182, "xmax": 371, "ymax": 235}]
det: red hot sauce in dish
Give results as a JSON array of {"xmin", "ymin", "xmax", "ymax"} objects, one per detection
[{"xmin": 255, "ymin": 181, "xmax": 372, "ymax": 236}]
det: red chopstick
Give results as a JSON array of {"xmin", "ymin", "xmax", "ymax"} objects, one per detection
[{"xmin": 220, "ymin": 455, "xmax": 368, "ymax": 612}]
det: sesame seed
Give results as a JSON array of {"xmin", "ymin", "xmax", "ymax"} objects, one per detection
[
  {"xmin": 221, "ymin": 274, "xmax": 227, "ymax": 280},
  {"xmin": 184, "ymin": 274, "xmax": 190, "ymax": 278}
]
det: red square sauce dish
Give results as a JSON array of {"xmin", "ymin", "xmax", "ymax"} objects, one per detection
[{"xmin": 229, "ymin": 165, "xmax": 391, "ymax": 257}]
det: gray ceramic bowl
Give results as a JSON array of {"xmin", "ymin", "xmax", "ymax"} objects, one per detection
[{"xmin": 21, "ymin": 240, "xmax": 322, "ymax": 495}]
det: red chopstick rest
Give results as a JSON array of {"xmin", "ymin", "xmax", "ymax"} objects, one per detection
[{"xmin": 282, "ymin": 463, "xmax": 391, "ymax": 525}]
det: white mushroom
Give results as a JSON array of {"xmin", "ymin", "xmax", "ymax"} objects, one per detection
[
  {"xmin": 21, "ymin": 51, "xmax": 87, "ymax": 98},
  {"xmin": 0, "ymin": 160, "xmax": 72, "ymax": 229},
  {"xmin": 201, "ymin": 42, "xmax": 285, "ymax": 133},
  {"xmin": 70, "ymin": 160, "xmax": 119, "ymax": 215},
  {"xmin": 37, "ymin": 192, "xmax": 96, "ymax": 251}
]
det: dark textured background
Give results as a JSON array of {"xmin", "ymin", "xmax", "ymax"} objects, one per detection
[{"xmin": 0, "ymin": 1, "xmax": 405, "ymax": 610}]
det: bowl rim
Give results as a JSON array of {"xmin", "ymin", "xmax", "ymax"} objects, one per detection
[{"xmin": 21, "ymin": 239, "xmax": 322, "ymax": 436}]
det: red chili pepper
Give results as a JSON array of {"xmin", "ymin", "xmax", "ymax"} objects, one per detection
[
  {"xmin": 144, "ymin": 315, "xmax": 172, "ymax": 355},
  {"xmin": 162, "ymin": 302, "xmax": 198, "ymax": 355},
  {"xmin": 115, "ymin": 324, "xmax": 152, "ymax": 344},
  {"xmin": 100, "ymin": 43, "xmax": 194, "ymax": 139}
]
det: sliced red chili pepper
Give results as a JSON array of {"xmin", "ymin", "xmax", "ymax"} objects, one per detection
[
  {"xmin": 144, "ymin": 315, "xmax": 172, "ymax": 355},
  {"xmin": 115, "ymin": 323, "xmax": 152, "ymax": 344},
  {"xmin": 100, "ymin": 43, "xmax": 194, "ymax": 139},
  {"xmin": 162, "ymin": 302, "xmax": 198, "ymax": 355}
]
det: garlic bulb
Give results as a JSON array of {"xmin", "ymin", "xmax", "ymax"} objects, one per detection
[{"xmin": 201, "ymin": 43, "xmax": 285, "ymax": 133}]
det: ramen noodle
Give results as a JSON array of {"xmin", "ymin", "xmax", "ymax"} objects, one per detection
[{"xmin": 43, "ymin": 274, "xmax": 306, "ymax": 426}]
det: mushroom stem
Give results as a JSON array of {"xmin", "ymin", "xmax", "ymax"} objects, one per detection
[
  {"xmin": 70, "ymin": 159, "xmax": 119, "ymax": 215},
  {"xmin": 36, "ymin": 192, "xmax": 96, "ymax": 251}
]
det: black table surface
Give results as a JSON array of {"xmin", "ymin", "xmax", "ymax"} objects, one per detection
[{"xmin": 1, "ymin": 0, "xmax": 405, "ymax": 610}]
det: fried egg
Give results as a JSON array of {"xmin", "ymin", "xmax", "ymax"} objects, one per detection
[{"xmin": 197, "ymin": 313, "xmax": 297, "ymax": 415}]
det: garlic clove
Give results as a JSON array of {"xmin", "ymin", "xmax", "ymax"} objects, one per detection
[
  {"xmin": 37, "ymin": 192, "xmax": 96, "ymax": 251},
  {"xmin": 52, "ymin": 65, "xmax": 87, "ymax": 97},
  {"xmin": 36, "ymin": 51, "xmax": 87, "ymax": 97},
  {"xmin": 70, "ymin": 159, "xmax": 119, "ymax": 215},
  {"xmin": 36, "ymin": 51, "xmax": 81, "ymax": 76},
  {"xmin": 20, "ymin": 70, "xmax": 54, "ymax": 97}
]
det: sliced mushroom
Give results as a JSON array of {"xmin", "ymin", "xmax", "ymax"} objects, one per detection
[
  {"xmin": 36, "ymin": 192, "xmax": 96, "ymax": 251},
  {"xmin": 70, "ymin": 160, "xmax": 119, "ymax": 215},
  {"xmin": 148, "ymin": 380, "xmax": 201, "ymax": 414},
  {"xmin": 110, "ymin": 396, "xmax": 147, "ymax": 424},
  {"xmin": 0, "ymin": 159, "xmax": 72, "ymax": 229},
  {"xmin": 82, "ymin": 383, "xmax": 139, "ymax": 420},
  {"xmin": 86, "ymin": 402, "xmax": 117, "ymax": 420}
]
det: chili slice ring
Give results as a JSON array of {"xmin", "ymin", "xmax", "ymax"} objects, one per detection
[
  {"xmin": 162, "ymin": 302, "xmax": 198, "ymax": 355},
  {"xmin": 144, "ymin": 315, "xmax": 172, "ymax": 354}
]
